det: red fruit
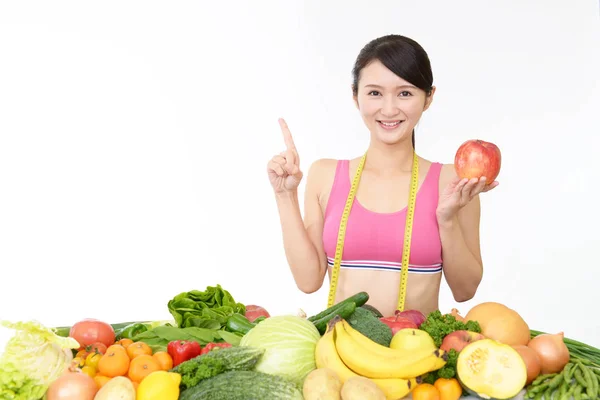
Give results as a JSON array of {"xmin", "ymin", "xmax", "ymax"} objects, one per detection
[
  {"xmin": 440, "ymin": 330, "xmax": 486, "ymax": 352},
  {"xmin": 380, "ymin": 316, "xmax": 418, "ymax": 335},
  {"xmin": 454, "ymin": 139, "xmax": 501, "ymax": 184},
  {"xmin": 244, "ymin": 305, "xmax": 270, "ymax": 322},
  {"xmin": 69, "ymin": 319, "xmax": 115, "ymax": 349}
]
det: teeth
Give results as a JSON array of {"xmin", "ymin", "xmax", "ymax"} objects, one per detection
[{"xmin": 380, "ymin": 121, "xmax": 401, "ymax": 127}]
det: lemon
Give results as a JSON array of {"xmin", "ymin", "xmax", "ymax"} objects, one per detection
[{"xmin": 137, "ymin": 370, "xmax": 181, "ymax": 400}]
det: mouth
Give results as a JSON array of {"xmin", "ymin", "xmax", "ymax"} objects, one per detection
[{"xmin": 377, "ymin": 120, "xmax": 404, "ymax": 130}]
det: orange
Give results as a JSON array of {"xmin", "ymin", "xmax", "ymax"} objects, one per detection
[
  {"xmin": 97, "ymin": 345, "xmax": 130, "ymax": 377},
  {"xmin": 412, "ymin": 383, "xmax": 441, "ymax": 400},
  {"xmin": 127, "ymin": 342, "xmax": 152, "ymax": 359},
  {"xmin": 152, "ymin": 351, "xmax": 173, "ymax": 371},
  {"xmin": 128, "ymin": 354, "xmax": 161, "ymax": 383},
  {"xmin": 132, "ymin": 381, "xmax": 139, "ymax": 391},
  {"xmin": 94, "ymin": 374, "xmax": 111, "ymax": 389},
  {"xmin": 116, "ymin": 338, "xmax": 133, "ymax": 348}
]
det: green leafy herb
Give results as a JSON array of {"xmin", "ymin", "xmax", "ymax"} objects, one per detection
[
  {"xmin": 419, "ymin": 310, "xmax": 481, "ymax": 347},
  {"xmin": 132, "ymin": 325, "xmax": 242, "ymax": 352},
  {"xmin": 168, "ymin": 285, "xmax": 246, "ymax": 329}
]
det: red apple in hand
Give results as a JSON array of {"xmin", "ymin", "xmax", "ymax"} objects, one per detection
[
  {"xmin": 244, "ymin": 305, "xmax": 270, "ymax": 322},
  {"xmin": 441, "ymin": 330, "xmax": 486, "ymax": 352},
  {"xmin": 454, "ymin": 139, "xmax": 501, "ymax": 184}
]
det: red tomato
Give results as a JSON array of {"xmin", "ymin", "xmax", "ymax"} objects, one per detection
[
  {"xmin": 244, "ymin": 305, "xmax": 270, "ymax": 322},
  {"xmin": 69, "ymin": 319, "xmax": 115, "ymax": 349}
]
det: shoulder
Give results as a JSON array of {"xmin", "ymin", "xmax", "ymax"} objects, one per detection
[{"xmin": 305, "ymin": 158, "xmax": 341, "ymax": 192}]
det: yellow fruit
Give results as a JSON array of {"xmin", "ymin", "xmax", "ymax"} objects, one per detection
[{"xmin": 136, "ymin": 370, "xmax": 181, "ymax": 400}]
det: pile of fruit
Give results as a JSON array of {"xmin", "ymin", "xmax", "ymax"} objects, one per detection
[{"xmin": 1, "ymin": 284, "xmax": 598, "ymax": 400}]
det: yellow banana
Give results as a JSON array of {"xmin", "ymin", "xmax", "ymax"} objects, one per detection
[
  {"xmin": 315, "ymin": 323, "xmax": 358, "ymax": 382},
  {"xmin": 389, "ymin": 328, "xmax": 437, "ymax": 352},
  {"xmin": 340, "ymin": 319, "xmax": 437, "ymax": 360},
  {"xmin": 371, "ymin": 377, "xmax": 419, "ymax": 400},
  {"xmin": 315, "ymin": 322, "xmax": 420, "ymax": 399},
  {"xmin": 334, "ymin": 319, "xmax": 447, "ymax": 379}
]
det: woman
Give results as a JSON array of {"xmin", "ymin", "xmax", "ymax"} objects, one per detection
[{"xmin": 267, "ymin": 34, "xmax": 498, "ymax": 318}]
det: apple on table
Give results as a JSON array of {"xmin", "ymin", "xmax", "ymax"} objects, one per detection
[
  {"xmin": 244, "ymin": 305, "xmax": 270, "ymax": 322},
  {"xmin": 441, "ymin": 330, "xmax": 486, "ymax": 352}
]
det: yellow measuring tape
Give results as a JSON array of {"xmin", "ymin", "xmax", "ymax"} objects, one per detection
[{"xmin": 326, "ymin": 151, "xmax": 419, "ymax": 312}]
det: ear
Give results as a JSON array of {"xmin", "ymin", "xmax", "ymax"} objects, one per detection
[
  {"xmin": 423, "ymin": 86, "xmax": 436, "ymax": 111},
  {"xmin": 351, "ymin": 84, "xmax": 359, "ymax": 110}
]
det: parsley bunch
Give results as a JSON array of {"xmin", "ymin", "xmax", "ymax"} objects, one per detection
[{"xmin": 419, "ymin": 310, "xmax": 482, "ymax": 385}]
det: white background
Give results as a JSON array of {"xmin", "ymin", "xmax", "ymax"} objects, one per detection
[{"xmin": 1, "ymin": 0, "xmax": 599, "ymax": 354}]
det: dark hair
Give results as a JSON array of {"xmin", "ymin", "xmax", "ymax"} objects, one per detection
[{"xmin": 351, "ymin": 34, "xmax": 434, "ymax": 148}]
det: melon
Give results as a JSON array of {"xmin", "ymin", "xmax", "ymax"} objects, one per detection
[
  {"xmin": 457, "ymin": 339, "xmax": 527, "ymax": 400},
  {"xmin": 465, "ymin": 302, "xmax": 530, "ymax": 346}
]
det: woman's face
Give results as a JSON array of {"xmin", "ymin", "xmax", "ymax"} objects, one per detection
[{"xmin": 353, "ymin": 60, "xmax": 434, "ymax": 146}]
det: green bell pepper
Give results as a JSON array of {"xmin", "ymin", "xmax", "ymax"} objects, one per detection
[{"xmin": 115, "ymin": 322, "xmax": 150, "ymax": 340}]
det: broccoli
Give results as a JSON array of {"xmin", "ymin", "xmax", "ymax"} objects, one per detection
[
  {"xmin": 170, "ymin": 356, "xmax": 226, "ymax": 390},
  {"xmin": 346, "ymin": 307, "xmax": 393, "ymax": 347}
]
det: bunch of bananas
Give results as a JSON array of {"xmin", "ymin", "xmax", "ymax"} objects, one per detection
[{"xmin": 315, "ymin": 317, "xmax": 447, "ymax": 399}]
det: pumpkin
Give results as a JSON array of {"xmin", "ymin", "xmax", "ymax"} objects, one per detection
[
  {"xmin": 464, "ymin": 302, "xmax": 530, "ymax": 346},
  {"xmin": 457, "ymin": 339, "xmax": 527, "ymax": 400}
]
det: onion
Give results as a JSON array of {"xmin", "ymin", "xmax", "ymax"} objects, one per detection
[
  {"xmin": 526, "ymin": 332, "xmax": 570, "ymax": 374},
  {"xmin": 394, "ymin": 309, "xmax": 426, "ymax": 327},
  {"xmin": 46, "ymin": 369, "xmax": 98, "ymax": 400},
  {"xmin": 512, "ymin": 345, "xmax": 542, "ymax": 385}
]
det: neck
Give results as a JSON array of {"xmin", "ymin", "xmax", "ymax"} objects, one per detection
[{"xmin": 365, "ymin": 139, "xmax": 415, "ymax": 173}]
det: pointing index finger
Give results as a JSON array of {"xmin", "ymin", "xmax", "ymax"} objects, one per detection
[{"xmin": 279, "ymin": 118, "xmax": 296, "ymax": 150}]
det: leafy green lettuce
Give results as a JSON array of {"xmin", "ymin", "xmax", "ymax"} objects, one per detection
[
  {"xmin": 167, "ymin": 284, "xmax": 246, "ymax": 329},
  {"xmin": 0, "ymin": 320, "xmax": 80, "ymax": 400}
]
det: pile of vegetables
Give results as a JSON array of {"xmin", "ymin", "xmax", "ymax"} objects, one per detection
[{"xmin": 0, "ymin": 320, "xmax": 80, "ymax": 400}]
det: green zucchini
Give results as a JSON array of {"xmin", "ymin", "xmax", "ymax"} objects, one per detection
[
  {"xmin": 307, "ymin": 291, "xmax": 369, "ymax": 323},
  {"xmin": 312, "ymin": 301, "xmax": 356, "ymax": 335},
  {"xmin": 179, "ymin": 370, "xmax": 303, "ymax": 400}
]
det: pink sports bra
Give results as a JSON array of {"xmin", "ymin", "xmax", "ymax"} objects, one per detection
[{"xmin": 322, "ymin": 160, "xmax": 443, "ymax": 274}]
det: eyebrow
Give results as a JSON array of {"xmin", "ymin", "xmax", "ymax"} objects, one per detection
[{"xmin": 364, "ymin": 84, "xmax": 416, "ymax": 89}]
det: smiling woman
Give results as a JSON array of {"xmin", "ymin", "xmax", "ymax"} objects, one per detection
[{"xmin": 267, "ymin": 34, "xmax": 499, "ymax": 319}]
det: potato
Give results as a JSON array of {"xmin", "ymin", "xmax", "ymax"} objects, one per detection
[
  {"xmin": 302, "ymin": 368, "xmax": 342, "ymax": 400},
  {"xmin": 94, "ymin": 376, "xmax": 136, "ymax": 400},
  {"xmin": 341, "ymin": 376, "xmax": 385, "ymax": 400}
]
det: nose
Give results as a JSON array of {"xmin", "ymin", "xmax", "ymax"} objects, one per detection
[{"xmin": 380, "ymin": 95, "xmax": 400, "ymax": 117}]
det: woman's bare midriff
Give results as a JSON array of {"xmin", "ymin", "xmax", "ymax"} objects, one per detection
[{"xmin": 327, "ymin": 267, "xmax": 442, "ymax": 317}]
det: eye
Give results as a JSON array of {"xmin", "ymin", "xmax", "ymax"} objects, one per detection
[
  {"xmin": 368, "ymin": 90, "xmax": 381, "ymax": 96},
  {"xmin": 399, "ymin": 91, "xmax": 412, "ymax": 97}
]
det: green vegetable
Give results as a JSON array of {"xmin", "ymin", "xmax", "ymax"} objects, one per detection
[
  {"xmin": 312, "ymin": 301, "xmax": 356, "ymax": 335},
  {"xmin": 419, "ymin": 310, "xmax": 481, "ymax": 347},
  {"xmin": 308, "ymin": 292, "xmax": 369, "ymax": 323},
  {"xmin": 346, "ymin": 307, "xmax": 392, "ymax": 347},
  {"xmin": 360, "ymin": 304, "xmax": 384, "ymax": 318},
  {"xmin": 239, "ymin": 315, "xmax": 321, "ymax": 387},
  {"xmin": 0, "ymin": 320, "xmax": 80, "ymax": 400},
  {"xmin": 52, "ymin": 320, "xmax": 175, "ymax": 338},
  {"xmin": 168, "ymin": 284, "xmax": 246, "ymax": 330},
  {"xmin": 179, "ymin": 370, "xmax": 303, "ymax": 400},
  {"xmin": 226, "ymin": 314, "xmax": 256, "ymax": 335},
  {"xmin": 115, "ymin": 322, "xmax": 150, "ymax": 340},
  {"xmin": 170, "ymin": 346, "xmax": 265, "ymax": 390}
]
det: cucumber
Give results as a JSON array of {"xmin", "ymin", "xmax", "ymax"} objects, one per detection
[
  {"xmin": 307, "ymin": 291, "xmax": 369, "ymax": 323},
  {"xmin": 53, "ymin": 321, "xmax": 149, "ymax": 338},
  {"xmin": 179, "ymin": 370, "xmax": 303, "ymax": 400},
  {"xmin": 312, "ymin": 301, "xmax": 356, "ymax": 335}
]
